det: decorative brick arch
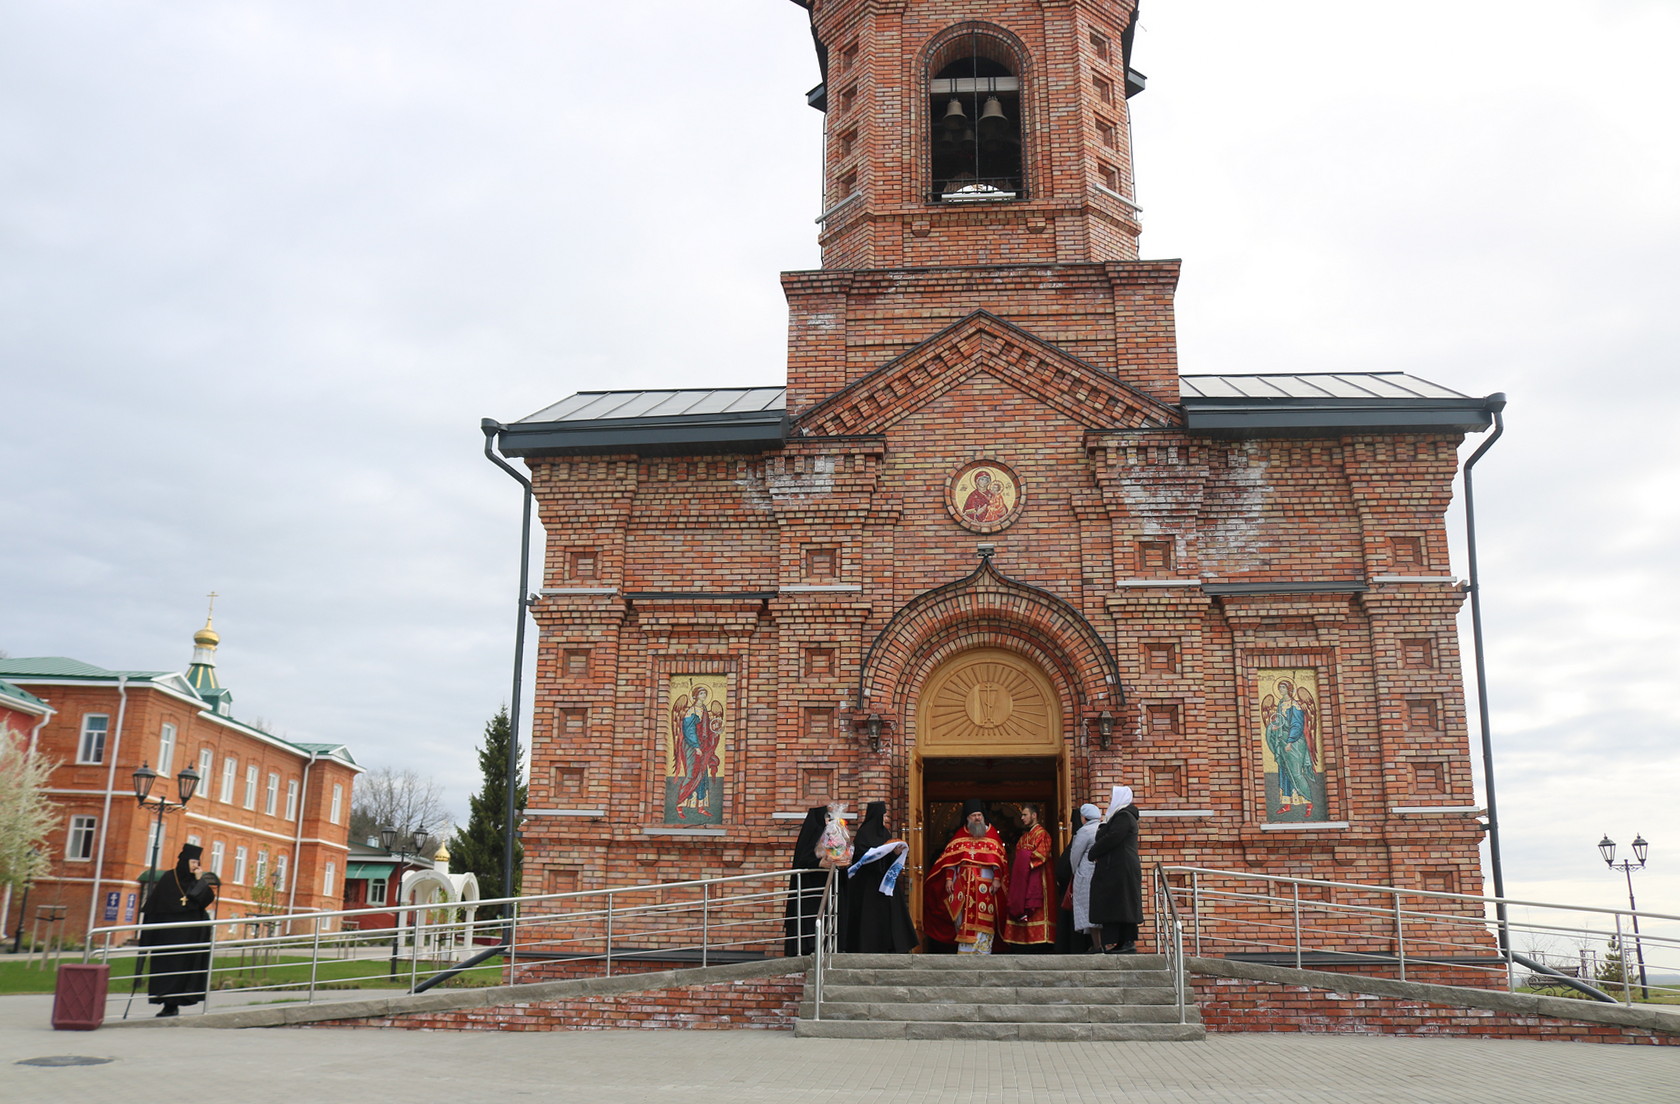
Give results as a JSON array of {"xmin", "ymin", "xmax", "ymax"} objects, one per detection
[{"xmin": 855, "ymin": 557, "xmax": 1125, "ymax": 732}]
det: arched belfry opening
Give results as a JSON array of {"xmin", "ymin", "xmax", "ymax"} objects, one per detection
[{"xmin": 928, "ymin": 29, "xmax": 1025, "ymax": 202}]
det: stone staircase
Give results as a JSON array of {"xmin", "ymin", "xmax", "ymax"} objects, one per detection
[{"xmin": 795, "ymin": 953, "xmax": 1204, "ymax": 1041}]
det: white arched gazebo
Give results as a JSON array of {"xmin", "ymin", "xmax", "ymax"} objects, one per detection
[{"xmin": 393, "ymin": 845, "xmax": 481, "ymax": 961}]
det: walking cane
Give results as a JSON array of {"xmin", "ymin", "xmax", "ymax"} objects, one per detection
[{"xmin": 123, "ymin": 949, "xmax": 147, "ymax": 1021}]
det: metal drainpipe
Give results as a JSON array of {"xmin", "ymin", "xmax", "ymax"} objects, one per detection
[
  {"xmin": 481, "ymin": 419, "xmax": 533, "ymax": 905},
  {"xmin": 87, "ymin": 674, "xmax": 129, "ymax": 937},
  {"xmin": 1463, "ymin": 393, "xmax": 1508, "ymax": 951},
  {"xmin": 286, "ymin": 751, "xmax": 321, "ymax": 916}
]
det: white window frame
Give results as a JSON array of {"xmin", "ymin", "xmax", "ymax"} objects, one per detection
[
  {"xmin": 244, "ymin": 764, "xmax": 259, "ymax": 810},
  {"xmin": 233, "ymin": 846, "xmax": 248, "ymax": 885},
  {"xmin": 198, "ymin": 747, "xmax": 214, "ymax": 788},
  {"xmin": 77, "ymin": 715, "xmax": 110, "ymax": 765},
  {"xmin": 285, "ymin": 779, "xmax": 299, "ymax": 821},
  {"xmin": 330, "ymin": 784, "xmax": 343, "ymax": 825},
  {"xmin": 209, "ymin": 840, "xmax": 225, "ymax": 876},
  {"xmin": 220, "ymin": 756, "xmax": 237, "ymax": 803},
  {"xmin": 369, "ymin": 877, "xmax": 388, "ymax": 906},
  {"xmin": 323, "ymin": 861, "xmax": 336, "ymax": 897},
  {"xmin": 67, "ymin": 815, "xmax": 98, "ymax": 861},
  {"xmin": 274, "ymin": 853, "xmax": 289, "ymax": 893},
  {"xmin": 255, "ymin": 849, "xmax": 269, "ymax": 886},
  {"xmin": 265, "ymin": 773, "xmax": 279, "ymax": 816},
  {"xmin": 158, "ymin": 723, "xmax": 177, "ymax": 776}
]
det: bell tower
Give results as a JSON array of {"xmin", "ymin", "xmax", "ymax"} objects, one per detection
[
  {"xmin": 795, "ymin": 0, "xmax": 1148, "ymax": 270},
  {"xmin": 782, "ymin": 0, "xmax": 1179, "ymax": 416}
]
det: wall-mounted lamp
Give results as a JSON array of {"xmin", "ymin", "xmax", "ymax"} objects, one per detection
[
  {"xmin": 1093, "ymin": 710, "xmax": 1114, "ymax": 750},
  {"xmin": 864, "ymin": 713, "xmax": 884, "ymax": 753}
]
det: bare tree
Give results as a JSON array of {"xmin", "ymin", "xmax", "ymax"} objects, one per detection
[{"xmin": 349, "ymin": 766, "xmax": 452, "ymax": 848}]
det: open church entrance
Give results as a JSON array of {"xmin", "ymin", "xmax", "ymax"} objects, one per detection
[{"xmin": 906, "ymin": 648, "xmax": 1068, "ymax": 948}]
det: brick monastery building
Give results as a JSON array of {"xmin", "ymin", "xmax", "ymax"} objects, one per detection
[
  {"xmin": 488, "ymin": 0, "xmax": 1504, "ymax": 935},
  {"xmin": 1, "ymin": 620, "xmax": 360, "ymax": 941}
]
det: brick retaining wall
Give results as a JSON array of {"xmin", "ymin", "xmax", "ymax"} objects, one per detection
[
  {"xmin": 309, "ymin": 974, "xmax": 804, "ymax": 1032},
  {"xmin": 1193, "ymin": 974, "xmax": 1680, "ymax": 1047}
]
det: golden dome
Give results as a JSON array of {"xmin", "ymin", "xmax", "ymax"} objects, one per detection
[
  {"xmin": 433, "ymin": 843, "xmax": 451, "ymax": 863},
  {"xmin": 193, "ymin": 618, "xmax": 220, "ymax": 648}
]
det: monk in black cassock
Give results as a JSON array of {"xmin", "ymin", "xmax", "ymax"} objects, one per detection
[
  {"xmin": 783, "ymin": 805, "xmax": 829, "ymax": 956},
  {"xmin": 138, "ymin": 843, "xmax": 220, "ymax": 1016},
  {"xmin": 841, "ymin": 801, "xmax": 917, "ymax": 953}
]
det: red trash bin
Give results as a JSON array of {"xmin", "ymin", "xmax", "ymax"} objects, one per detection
[{"xmin": 52, "ymin": 963, "xmax": 110, "ymax": 1031}]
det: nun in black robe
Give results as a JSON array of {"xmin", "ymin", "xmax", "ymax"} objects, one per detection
[
  {"xmin": 782, "ymin": 805, "xmax": 829, "ymax": 956},
  {"xmin": 841, "ymin": 801, "xmax": 917, "ymax": 953},
  {"xmin": 138, "ymin": 844, "xmax": 220, "ymax": 1016}
]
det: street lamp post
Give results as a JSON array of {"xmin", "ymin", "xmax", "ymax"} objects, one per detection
[
  {"xmin": 10, "ymin": 846, "xmax": 42, "ymax": 953},
  {"xmin": 1597, "ymin": 833, "xmax": 1650, "ymax": 1000},
  {"xmin": 131, "ymin": 762, "xmax": 202, "ymax": 908},
  {"xmin": 380, "ymin": 826, "xmax": 429, "ymax": 977}
]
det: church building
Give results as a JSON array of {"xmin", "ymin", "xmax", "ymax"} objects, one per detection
[{"xmin": 488, "ymin": 0, "xmax": 1503, "ymax": 937}]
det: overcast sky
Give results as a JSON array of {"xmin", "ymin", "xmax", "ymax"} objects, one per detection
[{"xmin": 4, "ymin": 1, "xmax": 1677, "ymax": 942}]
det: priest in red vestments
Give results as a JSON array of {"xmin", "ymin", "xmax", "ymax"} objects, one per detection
[
  {"xmin": 1001, "ymin": 802, "xmax": 1055, "ymax": 951},
  {"xmin": 927, "ymin": 800, "xmax": 1009, "ymax": 954}
]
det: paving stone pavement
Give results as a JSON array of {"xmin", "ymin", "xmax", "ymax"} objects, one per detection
[{"xmin": 3, "ymin": 995, "xmax": 1677, "ymax": 1104}]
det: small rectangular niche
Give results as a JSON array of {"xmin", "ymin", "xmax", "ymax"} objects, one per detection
[
  {"xmin": 1404, "ymin": 698, "xmax": 1441, "ymax": 732},
  {"xmin": 568, "ymin": 548, "xmax": 599, "ymax": 580},
  {"xmin": 804, "ymin": 707, "xmax": 834, "ymax": 740},
  {"xmin": 1088, "ymin": 30, "xmax": 1112, "ymax": 62},
  {"xmin": 1095, "ymin": 115, "xmax": 1117, "ymax": 150},
  {"xmin": 563, "ymin": 649, "xmax": 590, "ymax": 678},
  {"xmin": 1400, "ymin": 637, "xmax": 1437, "ymax": 669},
  {"xmin": 1143, "ymin": 641, "xmax": 1179, "ymax": 674},
  {"xmin": 804, "ymin": 647, "xmax": 835, "ymax": 678},
  {"xmin": 1138, "ymin": 538, "xmax": 1174, "ymax": 571},
  {"xmin": 803, "ymin": 546, "xmax": 839, "ymax": 580},
  {"xmin": 800, "ymin": 766, "xmax": 837, "ymax": 804}
]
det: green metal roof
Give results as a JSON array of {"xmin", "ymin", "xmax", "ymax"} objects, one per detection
[
  {"xmin": 0, "ymin": 657, "xmax": 169, "ymax": 680},
  {"xmin": 346, "ymin": 862, "xmax": 396, "ymax": 880},
  {"xmin": 0, "ymin": 679, "xmax": 51, "ymax": 712}
]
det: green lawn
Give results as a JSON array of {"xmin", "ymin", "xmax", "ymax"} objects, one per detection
[{"xmin": 0, "ymin": 954, "xmax": 508, "ymax": 996}]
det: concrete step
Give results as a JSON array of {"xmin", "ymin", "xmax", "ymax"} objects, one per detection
[
  {"xmin": 802, "ymin": 1001, "xmax": 1199, "ymax": 1025},
  {"xmin": 828, "ymin": 953, "xmax": 1168, "ymax": 971},
  {"xmin": 793, "ymin": 1019, "xmax": 1206, "ymax": 1042},
  {"xmin": 823, "ymin": 967, "xmax": 1174, "ymax": 989},
  {"xmin": 817, "ymin": 983, "xmax": 1181, "ymax": 1006}
]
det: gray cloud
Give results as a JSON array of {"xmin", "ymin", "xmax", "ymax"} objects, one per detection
[{"xmin": 3, "ymin": 1, "xmax": 1676, "ymax": 924}]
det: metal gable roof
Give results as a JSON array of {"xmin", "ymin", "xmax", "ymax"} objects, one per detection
[
  {"xmin": 494, "ymin": 373, "xmax": 1499, "ymax": 456},
  {"xmin": 1179, "ymin": 372, "xmax": 1472, "ymax": 401},
  {"xmin": 1178, "ymin": 373, "xmax": 1501, "ymax": 435}
]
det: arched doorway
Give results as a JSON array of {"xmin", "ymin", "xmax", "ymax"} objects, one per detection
[{"xmin": 908, "ymin": 647, "xmax": 1067, "ymax": 944}]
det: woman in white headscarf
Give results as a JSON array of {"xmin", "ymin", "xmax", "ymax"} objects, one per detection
[
  {"xmin": 1067, "ymin": 802, "xmax": 1103, "ymax": 951},
  {"xmin": 1087, "ymin": 785, "xmax": 1142, "ymax": 953}
]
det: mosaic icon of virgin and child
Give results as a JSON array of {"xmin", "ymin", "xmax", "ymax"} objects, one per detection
[
  {"xmin": 1261, "ymin": 673, "xmax": 1324, "ymax": 821},
  {"xmin": 666, "ymin": 681, "xmax": 726, "ymax": 825},
  {"xmin": 957, "ymin": 467, "xmax": 1017, "ymax": 527}
]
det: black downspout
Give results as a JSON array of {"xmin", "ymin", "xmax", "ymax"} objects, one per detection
[
  {"xmin": 481, "ymin": 419, "xmax": 533, "ymax": 908},
  {"xmin": 1462, "ymin": 394, "xmax": 1508, "ymax": 952}
]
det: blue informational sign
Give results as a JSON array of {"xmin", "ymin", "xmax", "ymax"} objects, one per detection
[
  {"xmin": 103, "ymin": 891, "xmax": 120, "ymax": 922},
  {"xmin": 124, "ymin": 892, "xmax": 137, "ymax": 923}
]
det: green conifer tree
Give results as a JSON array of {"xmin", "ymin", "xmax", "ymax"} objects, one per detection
[
  {"xmin": 450, "ymin": 707, "xmax": 527, "ymax": 916},
  {"xmin": 1596, "ymin": 935, "xmax": 1629, "ymax": 989}
]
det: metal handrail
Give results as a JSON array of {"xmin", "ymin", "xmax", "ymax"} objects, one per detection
[
  {"xmin": 1150, "ymin": 864, "xmax": 1188, "ymax": 1024},
  {"xmin": 1156, "ymin": 865, "xmax": 1680, "ymax": 1006},
  {"xmin": 87, "ymin": 868, "xmax": 824, "ymax": 1014},
  {"xmin": 809, "ymin": 868, "xmax": 839, "ymax": 1021}
]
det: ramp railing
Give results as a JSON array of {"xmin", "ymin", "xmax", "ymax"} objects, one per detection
[
  {"xmin": 87, "ymin": 867, "xmax": 821, "ymax": 1019},
  {"xmin": 1157, "ymin": 865, "xmax": 1680, "ymax": 1005}
]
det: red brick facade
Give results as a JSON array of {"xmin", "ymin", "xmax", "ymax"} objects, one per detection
[
  {"xmin": 1, "ymin": 657, "xmax": 359, "ymax": 941},
  {"xmin": 509, "ymin": 0, "xmax": 1494, "ymax": 953}
]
